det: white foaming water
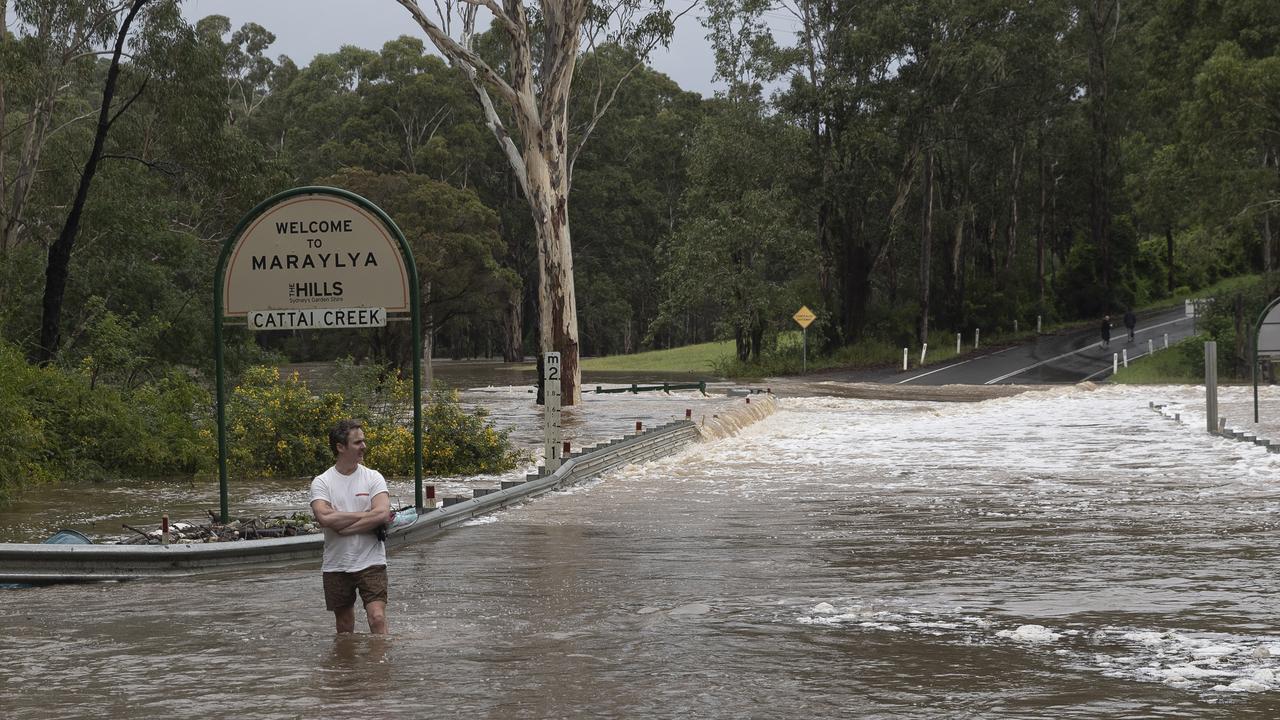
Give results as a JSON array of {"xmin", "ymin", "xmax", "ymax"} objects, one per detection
[{"xmin": 608, "ymin": 383, "xmax": 1280, "ymax": 697}]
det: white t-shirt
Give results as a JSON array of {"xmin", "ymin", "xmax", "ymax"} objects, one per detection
[{"xmin": 310, "ymin": 464, "xmax": 389, "ymax": 573}]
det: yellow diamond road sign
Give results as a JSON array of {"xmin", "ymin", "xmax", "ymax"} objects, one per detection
[{"xmin": 793, "ymin": 305, "xmax": 816, "ymax": 329}]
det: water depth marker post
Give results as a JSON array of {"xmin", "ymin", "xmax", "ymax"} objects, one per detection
[
  {"xmin": 214, "ymin": 187, "xmax": 425, "ymax": 523},
  {"xmin": 543, "ymin": 352, "xmax": 563, "ymax": 472}
]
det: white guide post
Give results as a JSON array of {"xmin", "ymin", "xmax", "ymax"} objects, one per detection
[
  {"xmin": 920, "ymin": 343, "xmax": 928, "ymax": 365},
  {"xmin": 956, "ymin": 333, "xmax": 961, "ymax": 354},
  {"xmin": 1205, "ymin": 341, "xmax": 1218, "ymax": 433},
  {"xmin": 902, "ymin": 347, "xmax": 908, "ymax": 371},
  {"xmin": 543, "ymin": 352, "xmax": 563, "ymax": 473},
  {"xmin": 975, "ymin": 328, "xmax": 980, "ymax": 349}
]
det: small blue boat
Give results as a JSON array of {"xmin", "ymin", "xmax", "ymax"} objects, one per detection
[{"xmin": 42, "ymin": 529, "xmax": 93, "ymax": 545}]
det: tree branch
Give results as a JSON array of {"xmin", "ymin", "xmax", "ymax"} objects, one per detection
[
  {"xmin": 107, "ymin": 79, "xmax": 148, "ymax": 128},
  {"xmin": 393, "ymin": 0, "xmax": 522, "ymax": 109},
  {"xmin": 100, "ymin": 153, "xmax": 179, "ymax": 175},
  {"xmin": 457, "ymin": 0, "xmax": 521, "ymax": 38}
]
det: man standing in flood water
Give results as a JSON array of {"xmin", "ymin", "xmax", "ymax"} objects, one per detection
[{"xmin": 310, "ymin": 419, "xmax": 391, "ymax": 634}]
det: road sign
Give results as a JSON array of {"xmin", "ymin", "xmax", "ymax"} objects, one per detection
[
  {"xmin": 247, "ymin": 307, "xmax": 386, "ymax": 330},
  {"xmin": 793, "ymin": 305, "xmax": 816, "ymax": 328},
  {"xmin": 221, "ymin": 191, "xmax": 411, "ymax": 316}
]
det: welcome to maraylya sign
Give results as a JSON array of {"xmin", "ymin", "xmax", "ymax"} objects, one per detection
[{"xmin": 213, "ymin": 187, "xmax": 426, "ymax": 522}]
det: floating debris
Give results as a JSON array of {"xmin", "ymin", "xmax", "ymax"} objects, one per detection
[{"xmin": 116, "ymin": 511, "xmax": 320, "ymax": 545}]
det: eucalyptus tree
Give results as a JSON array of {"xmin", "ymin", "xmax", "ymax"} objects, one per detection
[
  {"xmin": 568, "ymin": 45, "xmax": 704, "ymax": 356},
  {"xmin": 390, "ymin": 0, "xmax": 686, "ymax": 404},
  {"xmin": 35, "ymin": 0, "xmax": 166, "ymax": 365},
  {"xmin": 1, "ymin": 0, "xmax": 131, "ymax": 253},
  {"xmin": 8, "ymin": 3, "xmax": 283, "ymax": 367},
  {"xmin": 1127, "ymin": 1, "xmax": 1280, "ymax": 285}
]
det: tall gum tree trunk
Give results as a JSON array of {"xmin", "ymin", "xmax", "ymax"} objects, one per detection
[
  {"xmin": 918, "ymin": 148, "xmax": 934, "ymax": 344},
  {"xmin": 521, "ymin": 114, "xmax": 581, "ymax": 404}
]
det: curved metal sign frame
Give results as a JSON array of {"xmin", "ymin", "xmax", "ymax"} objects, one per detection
[{"xmin": 1251, "ymin": 296, "xmax": 1280, "ymax": 423}]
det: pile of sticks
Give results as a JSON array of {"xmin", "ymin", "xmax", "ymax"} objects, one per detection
[{"xmin": 117, "ymin": 510, "xmax": 320, "ymax": 545}]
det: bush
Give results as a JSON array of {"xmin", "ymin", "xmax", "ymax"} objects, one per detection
[
  {"xmin": 420, "ymin": 383, "xmax": 525, "ymax": 476},
  {"xmin": 226, "ymin": 366, "xmax": 524, "ymax": 479},
  {"xmin": 0, "ymin": 343, "xmax": 56, "ymax": 504},
  {"xmin": 362, "ymin": 382, "xmax": 525, "ymax": 477},
  {"xmin": 0, "ymin": 340, "xmax": 214, "ymax": 505},
  {"xmin": 226, "ymin": 366, "xmax": 347, "ymax": 478}
]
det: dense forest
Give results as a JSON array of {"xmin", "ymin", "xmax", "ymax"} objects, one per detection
[
  {"xmin": 4, "ymin": 1, "xmax": 1278, "ymax": 377},
  {"xmin": 1, "ymin": 2, "xmax": 1278, "ymax": 420}
]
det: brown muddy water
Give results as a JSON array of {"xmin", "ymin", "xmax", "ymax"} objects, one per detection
[{"xmin": 5, "ymin": 383, "xmax": 1280, "ymax": 717}]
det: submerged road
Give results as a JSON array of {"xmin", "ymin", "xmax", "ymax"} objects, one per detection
[{"xmin": 891, "ymin": 306, "xmax": 1199, "ymax": 386}]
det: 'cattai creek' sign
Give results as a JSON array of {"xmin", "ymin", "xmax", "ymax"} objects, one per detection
[{"xmin": 221, "ymin": 193, "xmax": 411, "ymax": 321}]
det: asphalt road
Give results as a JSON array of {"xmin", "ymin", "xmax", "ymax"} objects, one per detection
[{"xmin": 888, "ymin": 306, "xmax": 1199, "ymax": 386}]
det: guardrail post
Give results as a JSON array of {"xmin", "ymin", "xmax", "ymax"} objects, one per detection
[{"xmin": 1206, "ymin": 341, "xmax": 1218, "ymax": 434}]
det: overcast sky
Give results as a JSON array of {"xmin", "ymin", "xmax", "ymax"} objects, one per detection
[{"xmin": 181, "ymin": 0, "xmax": 731, "ymax": 97}]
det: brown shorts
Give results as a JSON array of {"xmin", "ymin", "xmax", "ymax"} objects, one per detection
[{"xmin": 322, "ymin": 565, "xmax": 388, "ymax": 611}]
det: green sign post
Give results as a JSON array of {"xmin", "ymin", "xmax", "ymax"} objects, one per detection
[{"xmin": 213, "ymin": 187, "xmax": 425, "ymax": 522}]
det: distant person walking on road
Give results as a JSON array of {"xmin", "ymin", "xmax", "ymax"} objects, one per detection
[
  {"xmin": 310, "ymin": 419, "xmax": 391, "ymax": 635},
  {"xmin": 1124, "ymin": 309, "xmax": 1136, "ymax": 342},
  {"xmin": 1100, "ymin": 315, "xmax": 1112, "ymax": 349}
]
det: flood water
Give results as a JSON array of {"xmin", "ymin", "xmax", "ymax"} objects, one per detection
[
  {"xmin": 6, "ymin": 383, "xmax": 1280, "ymax": 717},
  {"xmin": 0, "ymin": 363, "xmax": 741, "ymax": 543}
]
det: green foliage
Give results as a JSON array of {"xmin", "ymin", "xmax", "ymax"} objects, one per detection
[
  {"xmin": 654, "ymin": 98, "xmax": 813, "ymax": 361},
  {"xmin": 372, "ymin": 383, "xmax": 526, "ymax": 477},
  {"xmin": 226, "ymin": 366, "xmax": 523, "ymax": 479},
  {"xmin": 0, "ymin": 339, "xmax": 213, "ymax": 504},
  {"xmin": 225, "ymin": 366, "xmax": 345, "ymax": 478}
]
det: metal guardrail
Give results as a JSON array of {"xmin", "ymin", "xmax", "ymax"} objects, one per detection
[
  {"xmin": 0, "ymin": 420, "xmax": 701, "ymax": 585},
  {"xmin": 593, "ymin": 382, "xmax": 708, "ymax": 395}
]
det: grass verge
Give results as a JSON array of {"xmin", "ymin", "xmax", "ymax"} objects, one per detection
[{"xmin": 580, "ymin": 340, "xmax": 734, "ymax": 374}]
